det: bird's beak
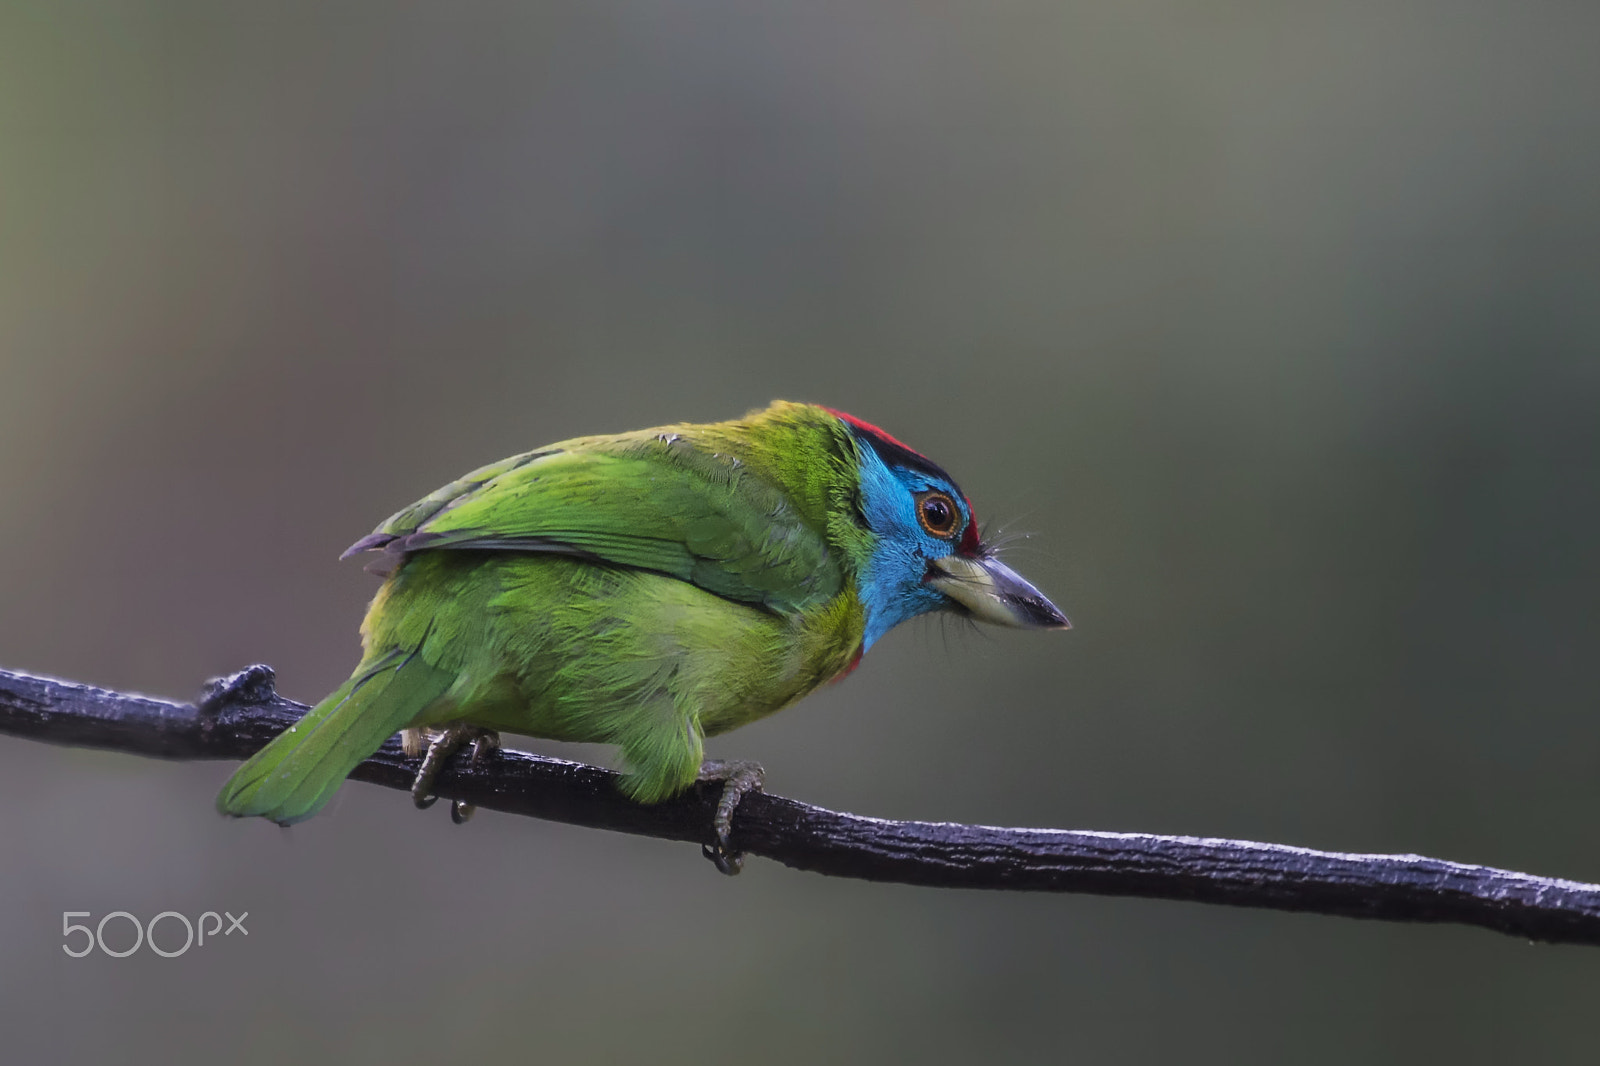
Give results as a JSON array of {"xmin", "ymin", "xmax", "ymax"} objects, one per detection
[{"xmin": 925, "ymin": 554, "xmax": 1071, "ymax": 630}]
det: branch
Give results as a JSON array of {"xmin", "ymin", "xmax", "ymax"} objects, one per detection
[{"xmin": 4, "ymin": 663, "xmax": 1598, "ymax": 947}]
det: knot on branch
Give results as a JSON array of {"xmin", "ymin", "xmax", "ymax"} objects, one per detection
[{"xmin": 199, "ymin": 664, "xmax": 280, "ymax": 715}]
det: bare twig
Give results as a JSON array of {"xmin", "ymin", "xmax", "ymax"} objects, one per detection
[{"xmin": 3, "ymin": 663, "xmax": 1598, "ymax": 946}]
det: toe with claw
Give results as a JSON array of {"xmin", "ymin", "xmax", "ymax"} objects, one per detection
[
  {"xmin": 696, "ymin": 759, "xmax": 765, "ymax": 875},
  {"xmin": 409, "ymin": 724, "xmax": 500, "ymax": 821}
]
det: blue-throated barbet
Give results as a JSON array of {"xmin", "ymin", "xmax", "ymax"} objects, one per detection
[{"xmin": 217, "ymin": 402, "xmax": 1068, "ymax": 864}]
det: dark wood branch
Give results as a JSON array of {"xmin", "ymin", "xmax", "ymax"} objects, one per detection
[{"xmin": 4, "ymin": 662, "xmax": 1599, "ymax": 947}]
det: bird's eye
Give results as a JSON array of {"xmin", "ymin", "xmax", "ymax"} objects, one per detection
[{"xmin": 915, "ymin": 491, "xmax": 960, "ymax": 538}]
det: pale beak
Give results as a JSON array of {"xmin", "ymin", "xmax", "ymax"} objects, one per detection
[{"xmin": 925, "ymin": 554, "xmax": 1071, "ymax": 630}]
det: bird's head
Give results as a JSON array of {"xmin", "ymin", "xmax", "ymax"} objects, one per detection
[{"xmin": 829, "ymin": 409, "xmax": 1070, "ymax": 651}]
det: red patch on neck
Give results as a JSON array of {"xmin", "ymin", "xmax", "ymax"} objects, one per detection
[{"xmin": 832, "ymin": 644, "xmax": 865, "ymax": 682}]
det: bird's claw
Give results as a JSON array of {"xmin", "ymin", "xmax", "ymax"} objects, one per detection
[
  {"xmin": 696, "ymin": 759, "xmax": 765, "ymax": 876},
  {"xmin": 409, "ymin": 725, "xmax": 499, "ymax": 821}
]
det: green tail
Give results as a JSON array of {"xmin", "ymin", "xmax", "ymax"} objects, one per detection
[{"xmin": 216, "ymin": 648, "xmax": 455, "ymax": 825}]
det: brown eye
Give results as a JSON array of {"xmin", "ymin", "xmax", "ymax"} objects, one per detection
[{"xmin": 916, "ymin": 491, "xmax": 959, "ymax": 537}]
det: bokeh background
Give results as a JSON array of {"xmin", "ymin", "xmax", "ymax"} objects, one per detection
[{"xmin": 2, "ymin": 3, "xmax": 1597, "ymax": 1062}]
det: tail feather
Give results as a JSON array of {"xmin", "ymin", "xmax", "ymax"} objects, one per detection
[{"xmin": 217, "ymin": 648, "xmax": 455, "ymax": 825}]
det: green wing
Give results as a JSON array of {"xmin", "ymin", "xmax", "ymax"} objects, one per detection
[{"xmin": 344, "ymin": 436, "xmax": 840, "ymax": 614}]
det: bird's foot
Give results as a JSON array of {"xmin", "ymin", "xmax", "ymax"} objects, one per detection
[
  {"xmin": 410, "ymin": 724, "xmax": 500, "ymax": 824},
  {"xmin": 696, "ymin": 759, "xmax": 765, "ymax": 876}
]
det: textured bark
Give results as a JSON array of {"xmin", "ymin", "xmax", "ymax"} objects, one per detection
[{"xmin": 4, "ymin": 663, "xmax": 1598, "ymax": 946}]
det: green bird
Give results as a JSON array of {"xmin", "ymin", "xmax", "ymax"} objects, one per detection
[{"xmin": 217, "ymin": 401, "xmax": 1067, "ymax": 867}]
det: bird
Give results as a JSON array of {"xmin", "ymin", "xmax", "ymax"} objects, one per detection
[{"xmin": 217, "ymin": 400, "xmax": 1068, "ymax": 870}]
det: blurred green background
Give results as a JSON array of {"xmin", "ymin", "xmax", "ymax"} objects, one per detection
[{"xmin": 2, "ymin": 3, "xmax": 1597, "ymax": 1062}]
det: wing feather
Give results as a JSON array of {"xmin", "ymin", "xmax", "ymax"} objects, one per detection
[{"xmin": 345, "ymin": 436, "xmax": 839, "ymax": 613}]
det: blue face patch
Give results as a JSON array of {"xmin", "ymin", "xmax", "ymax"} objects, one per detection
[{"xmin": 853, "ymin": 441, "xmax": 972, "ymax": 649}]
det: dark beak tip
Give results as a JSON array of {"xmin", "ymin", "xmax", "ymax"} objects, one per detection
[{"xmin": 1017, "ymin": 597, "xmax": 1071, "ymax": 630}]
